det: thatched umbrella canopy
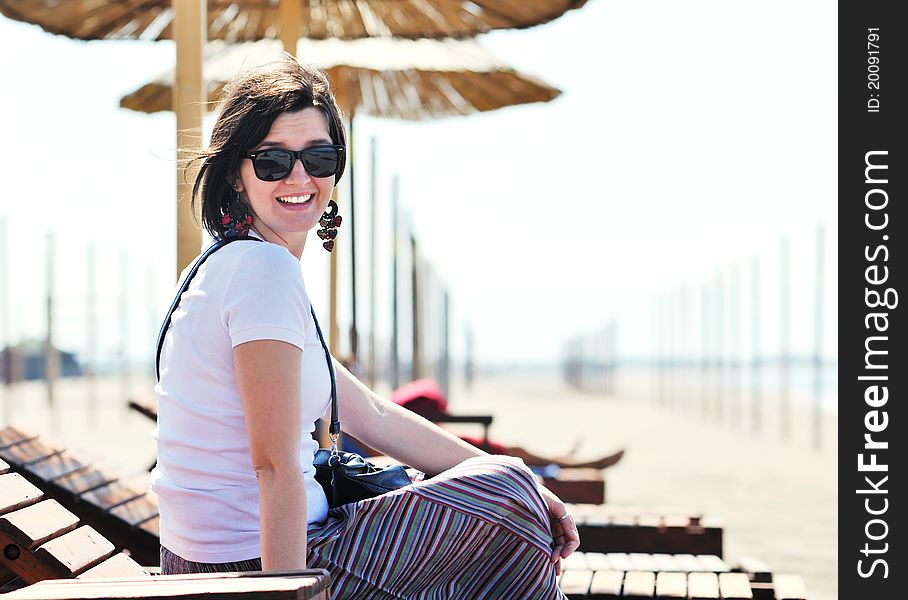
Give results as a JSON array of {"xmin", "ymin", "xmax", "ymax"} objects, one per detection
[
  {"xmin": 119, "ymin": 38, "xmax": 561, "ymax": 118},
  {"xmin": 0, "ymin": 0, "xmax": 590, "ymax": 41}
]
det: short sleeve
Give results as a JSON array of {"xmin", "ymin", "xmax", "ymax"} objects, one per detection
[{"xmin": 221, "ymin": 244, "xmax": 309, "ymax": 350}]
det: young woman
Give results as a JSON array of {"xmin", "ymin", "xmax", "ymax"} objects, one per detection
[{"xmin": 151, "ymin": 54, "xmax": 578, "ymax": 599}]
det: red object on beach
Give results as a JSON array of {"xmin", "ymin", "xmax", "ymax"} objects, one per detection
[{"xmin": 391, "ymin": 378, "xmax": 449, "ymax": 414}]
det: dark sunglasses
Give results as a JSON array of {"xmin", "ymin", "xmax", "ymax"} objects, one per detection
[{"xmin": 240, "ymin": 145, "xmax": 345, "ymax": 182}]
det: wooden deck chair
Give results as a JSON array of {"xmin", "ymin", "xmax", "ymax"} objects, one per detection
[
  {"xmin": 567, "ymin": 503, "xmax": 724, "ymax": 557},
  {"xmin": 557, "ymin": 551, "xmax": 808, "ymax": 599},
  {"xmin": 0, "ymin": 426, "xmax": 159, "ymax": 567},
  {"xmin": 0, "ymin": 459, "xmax": 148, "ymax": 591}
]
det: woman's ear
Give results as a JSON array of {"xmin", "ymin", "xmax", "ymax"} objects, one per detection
[{"xmin": 228, "ymin": 174, "xmax": 244, "ymax": 194}]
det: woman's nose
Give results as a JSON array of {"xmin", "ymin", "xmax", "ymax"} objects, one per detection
[{"xmin": 284, "ymin": 157, "xmax": 312, "ymax": 183}]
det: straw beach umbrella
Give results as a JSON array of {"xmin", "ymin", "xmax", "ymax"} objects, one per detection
[
  {"xmin": 0, "ymin": 0, "xmax": 590, "ymax": 337},
  {"xmin": 119, "ymin": 38, "xmax": 560, "ymax": 118},
  {"xmin": 120, "ymin": 37, "xmax": 561, "ymax": 361}
]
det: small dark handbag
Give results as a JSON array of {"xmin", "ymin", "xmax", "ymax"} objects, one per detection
[
  {"xmin": 156, "ymin": 236, "xmax": 411, "ymax": 510},
  {"xmin": 308, "ymin": 300, "xmax": 413, "ymax": 509}
]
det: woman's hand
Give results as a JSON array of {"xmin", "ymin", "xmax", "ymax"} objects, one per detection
[{"xmin": 539, "ymin": 485, "xmax": 580, "ymax": 575}]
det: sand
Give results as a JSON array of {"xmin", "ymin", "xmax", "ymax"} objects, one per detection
[{"xmin": 0, "ymin": 373, "xmax": 836, "ymax": 600}]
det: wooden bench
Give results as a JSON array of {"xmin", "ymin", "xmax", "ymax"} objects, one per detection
[
  {"xmin": 0, "ymin": 570, "xmax": 332, "ymax": 600},
  {"xmin": 544, "ymin": 468, "xmax": 606, "ymax": 504},
  {"xmin": 0, "ymin": 459, "xmax": 149, "ymax": 591},
  {"xmin": 558, "ymin": 551, "xmax": 807, "ymax": 600},
  {"xmin": 0, "ymin": 426, "xmax": 159, "ymax": 567},
  {"xmin": 568, "ymin": 504, "xmax": 724, "ymax": 557}
]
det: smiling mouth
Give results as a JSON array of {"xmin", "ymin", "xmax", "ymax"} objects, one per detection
[{"xmin": 276, "ymin": 194, "xmax": 313, "ymax": 204}]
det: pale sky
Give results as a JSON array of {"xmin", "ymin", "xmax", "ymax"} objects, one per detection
[{"xmin": 0, "ymin": 0, "xmax": 837, "ymax": 368}]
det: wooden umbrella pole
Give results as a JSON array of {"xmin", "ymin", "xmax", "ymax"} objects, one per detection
[
  {"xmin": 278, "ymin": 0, "xmax": 302, "ymax": 56},
  {"xmin": 174, "ymin": 0, "xmax": 206, "ymax": 278}
]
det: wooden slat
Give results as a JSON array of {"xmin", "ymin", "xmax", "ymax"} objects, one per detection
[
  {"xmin": 137, "ymin": 514, "xmax": 160, "ymax": 536},
  {"xmin": 589, "ymin": 569, "xmax": 623, "ymax": 600},
  {"xmin": 33, "ymin": 526, "xmax": 115, "ymax": 578},
  {"xmin": 0, "ymin": 427, "xmax": 35, "ymax": 450},
  {"xmin": 0, "ymin": 438, "xmax": 61, "ymax": 467},
  {"xmin": 24, "ymin": 453, "xmax": 88, "ymax": 483},
  {"xmin": 651, "ymin": 553, "xmax": 681, "ymax": 572},
  {"xmin": 76, "ymin": 553, "xmax": 149, "ymax": 579},
  {"xmin": 622, "ymin": 570, "xmax": 656, "ymax": 599},
  {"xmin": 561, "ymin": 551, "xmax": 588, "ymax": 571},
  {"xmin": 78, "ymin": 483, "xmax": 143, "ymax": 512},
  {"xmin": 735, "ymin": 555, "xmax": 773, "ymax": 583},
  {"xmin": 1, "ymin": 570, "xmax": 331, "ymax": 599},
  {"xmin": 695, "ymin": 554, "xmax": 730, "ymax": 572},
  {"xmin": 718, "ymin": 572, "xmax": 753, "ymax": 600},
  {"xmin": 53, "ymin": 468, "xmax": 117, "ymax": 496},
  {"xmin": 654, "ymin": 571, "xmax": 686, "ymax": 600},
  {"xmin": 0, "ymin": 474, "xmax": 44, "ymax": 515},
  {"xmin": 673, "ymin": 554, "xmax": 704, "ymax": 572},
  {"xmin": 687, "ymin": 572, "xmax": 720, "ymax": 600},
  {"xmin": 560, "ymin": 568, "xmax": 593, "ymax": 597},
  {"xmin": 605, "ymin": 553, "xmax": 633, "ymax": 572},
  {"xmin": 773, "ymin": 574, "xmax": 807, "ymax": 600},
  {"xmin": 628, "ymin": 552, "xmax": 659, "ymax": 572},
  {"xmin": 108, "ymin": 496, "xmax": 158, "ymax": 527},
  {"xmin": 585, "ymin": 552, "xmax": 611, "ymax": 571},
  {"xmin": 0, "ymin": 500, "xmax": 79, "ymax": 549}
]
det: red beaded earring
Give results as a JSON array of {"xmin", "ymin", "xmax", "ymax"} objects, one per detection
[{"xmin": 221, "ymin": 189, "xmax": 252, "ymax": 238}]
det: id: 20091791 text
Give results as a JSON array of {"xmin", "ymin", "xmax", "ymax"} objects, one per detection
[{"xmin": 866, "ymin": 28, "xmax": 881, "ymax": 113}]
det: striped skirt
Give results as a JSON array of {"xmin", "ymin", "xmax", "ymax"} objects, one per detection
[{"xmin": 161, "ymin": 455, "xmax": 566, "ymax": 599}]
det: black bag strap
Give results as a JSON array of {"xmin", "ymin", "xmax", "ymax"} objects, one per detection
[
  {"xmin": 154, "ymin": 235, "xmax": 341, "ymax": 437},
  {"xmin": 155, "ymin": 236, "xmax": 261, "ymax": 381}
]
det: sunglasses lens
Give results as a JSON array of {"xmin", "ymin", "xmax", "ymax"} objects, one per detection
[
  {"xmin": 302, "ymin": 146, "xmax": 340, "ymax": 178},
  {"xmin": 253, "ymin": 150, "xmax": 294, "ymax": 181}
]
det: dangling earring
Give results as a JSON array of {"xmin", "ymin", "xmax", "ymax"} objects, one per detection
[
  {"xmin": 221, "ymin": 189, "xmax": 252, "ymax": 238},
  {"xmin": 317, "ymin": 199, "xmax": 342, "ymax": 252}
]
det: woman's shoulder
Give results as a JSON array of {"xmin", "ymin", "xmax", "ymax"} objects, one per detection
[{"xmin": 215, "ymin": 239, "xmax": 301, "ymax": 277}]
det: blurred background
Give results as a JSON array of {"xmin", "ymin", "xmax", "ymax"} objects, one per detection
[{"xmin": 0, "ymin": 0, "xmax": 836, "ymax": 598}]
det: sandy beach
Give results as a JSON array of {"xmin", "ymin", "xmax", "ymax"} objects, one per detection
[{"xmin": 0, "ymin": 373, "xmax": 836, "ymax": 600}]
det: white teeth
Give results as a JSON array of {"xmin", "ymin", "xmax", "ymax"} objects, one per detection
[{"xmin": 277, "ymin": 194, "xmax": 313, "ymax": 204}]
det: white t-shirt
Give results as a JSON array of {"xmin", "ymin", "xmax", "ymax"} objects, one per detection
[{"xmin": 150, "ymin": 234, "xmax": 331, "ymax": 563}]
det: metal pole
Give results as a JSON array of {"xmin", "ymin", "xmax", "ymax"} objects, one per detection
[
  {"xmin": 390, "ymin": 176, "xmax": 399, "ymax": 391},
  {"xmin": 45, "ymin": 232, "xmax": 58, "ymax": 413},
  {"xmin": 715, "ymin": 269, "xmax": 724, "ymax": 423},
  {"xmin": 780, "ymin": 238, "xmax": 791, "ymax": 441},
  {"xmin": 0, "ymin": 217, "xmax": 9, "ymax": 424},
  {"xmin": 348, "ymin": 116, "xmax": 359, "ymax": 364},
  {"xmin": 368, "ymin": 137, "xmax": 377, "ymax": 387},
  {"xmin": 86, "ymin": 243, "xmax": 97, "ymax": 426},
  {"xmin": 813, "ymin": 226, "xmax": 825, "ymax": 449},
  {"xmin": 410, "ymin": 232, "xmax": 420, "ymax": 380},
  {"xmin": 730, "ymin": 263, "xmax": 740, "ymax": 428},
  {"xmin": 701, "ymin": 281, "xmax": 710, "ymax": 418},
  {"xmin": 120, "ymin": 250, "xmax": 130, "ymax": 408},
  {"xmin": 441, "ymin": 289, "xmax": 450, "ymax": 399},
  {"xmin": 751, "ymin": 257, "xmax": 761, "ymax": 435}
]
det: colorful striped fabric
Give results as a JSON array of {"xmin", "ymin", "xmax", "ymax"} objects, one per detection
[{"xmin": 163, "ymin": 455, "xmax": 566, "ymax": 599}]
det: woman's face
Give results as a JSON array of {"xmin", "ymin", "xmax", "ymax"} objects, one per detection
[{"xmin": 235, "ymin": 108, "xmax": 337, "ymax": 257}]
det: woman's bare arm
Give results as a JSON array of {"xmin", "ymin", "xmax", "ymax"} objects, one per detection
[
  {"xmin": 234, "ymin": 340, "xmax": 308, "ymax": 570},
  {"xmin": 332, "ymin": 360, "xmax": 484, "ymax": 475}
]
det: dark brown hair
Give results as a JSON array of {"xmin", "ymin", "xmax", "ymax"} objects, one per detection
[{"xmin": 191, "ymin": 54, "xmax": 346, "ymax": 238}]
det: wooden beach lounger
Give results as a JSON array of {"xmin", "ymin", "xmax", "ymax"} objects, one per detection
[
  {"xmin": 2, "ymin": 455, "xmax": 333, "ymax": 598},
  {"xmin": 557, "ymin": 551, "xmax": 807, "ymax": 600},
  {"xmin": 0, "ymin": 426, "xmax": 159, "ymax": 567},
  {"xmin": 568, "ymin": 503, "xmax": 724, "ymax": 557},
  {"xmin": 0, "ymin": 458, "xmax": 148, "ymax": 590}
]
